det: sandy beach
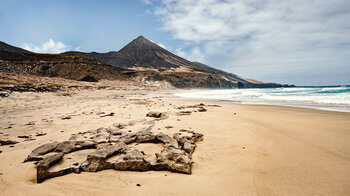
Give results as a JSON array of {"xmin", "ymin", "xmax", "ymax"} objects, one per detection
[{"xmin": 0, "ymin": 86, "xmax": 349, "ymax": 196}]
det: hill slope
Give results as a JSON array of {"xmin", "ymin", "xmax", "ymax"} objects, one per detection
[
  {"xmin": 63, "ymin": 36, "xmax": 288, "ymax": 88},
  {"xmin": 0, "ymin": 50, "xmax": 128, "ymax": 82}
]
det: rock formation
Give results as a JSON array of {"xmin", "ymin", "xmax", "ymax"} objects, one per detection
[{"xmin": 25, "ymin": 127, "xmax": 203, "ymax": 183}]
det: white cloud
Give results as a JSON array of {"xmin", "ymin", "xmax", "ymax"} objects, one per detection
[
  {"xmin": 22, "ymin": 39, "xmax": 73, "ymax": 53},
  {"xmin": 158, "ymin": 42, "xmax": 168, "ymax": 49},
  {"xmin": 154, "ymin": 0, "xmax": 350, "ymax": 85},
  {"xmin": 150, "ymin": 39, "xmax": 169, "ymax": 50},
  {"xmin": 175, "ymin": 47, "xmax": 204, "ymax": 62}
]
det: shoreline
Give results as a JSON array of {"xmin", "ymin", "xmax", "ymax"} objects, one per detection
[{"xmin": 172, "ymin": 89, "xmax": 350, "ymax": 114}]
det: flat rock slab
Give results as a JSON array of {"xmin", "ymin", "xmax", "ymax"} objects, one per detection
[{"xmin": 25, "ymin": 127, "xmax": 203, "ymax": 183}]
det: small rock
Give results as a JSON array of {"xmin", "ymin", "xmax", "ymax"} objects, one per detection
[
  {"xmin": 242, "ymin": 147, "xmax": 245, "ymax": 149},
  {"xmin": 18, "ymin": 135, "xmax": 30, "ymax": 138},
  {"xmin": 61, "ymin": 116, "xmax": 71, "ymax": 120},
  {"xmin": 100, "ymin": 112, "xmax": 115, "ymax": 117},
  {"xmin": 234, "ymin": 113, "xmax": 236, "ymax": 115},
  {"xmin": 25, "ymin": 121, "xmax": 35, "ymax": 126},
  {"xmin": 0, "ymin": 150, "xmax": 2, "ymax": 153},
  {"xmin": 113, "ymin": 123, "xmax": 126, "ymax": 129},
  {"xmin": 36, "ymin": 133, "xmax": 47, "ymax": 137},
  {"xmin": 136, "ymin": 184, "xmax": 141, "ymax": 187},
  {"xmin": 165, "ymin": 126, "xmax": 173, "ymax": 129},
  {"xmin": 176, "ymin": 111, "xmax": 192, "ymax": 116},
  {"xmin": 0, "ymin": 92, "xmax": 9, "ymax": 97},
  {"xmin": 146, "ymin": 112, "xmax": 167, "ymax": 119},
  {"xmin": 0, "ymin": 139, "xmax": 18, "ymax": 146},
  {"xmin": 24, "ymin": 138, "xmax": 36, "ymax": 142},
  {"xmin": 72, "ymin": 162, "xmax": 79, "ymax": 166},
  {"xmin": 9, "ymin": 145, "xmax": 14, "ymax": 148},
  {"xmin": 197, "ymin": 107, "xmax": 207, "ymax": 112}
]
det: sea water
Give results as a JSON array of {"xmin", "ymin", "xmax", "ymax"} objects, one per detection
[{"xmin": 174, "ymin": 86, "xmax": 350, "ymax": 112}]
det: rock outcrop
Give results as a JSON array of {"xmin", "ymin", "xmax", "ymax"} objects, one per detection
[{"xmin": 25, "ymin": 127, "xmax": 203, "ymax": 183}]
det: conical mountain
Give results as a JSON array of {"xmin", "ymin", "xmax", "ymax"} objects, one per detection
[
  {"xmin": 63, "ymin": 36, "xmax": 256, "ymax": 85},
  {"xmin": 64, "ymin": 36, "xmax": 196, "ymax": 71},
  {"xmin": 62, "ymin": 36, "xmax": 290, "ymax": 88},
  {"xmin": 0, "ymin": 38, "xmax": 289, "ymax": 88}
]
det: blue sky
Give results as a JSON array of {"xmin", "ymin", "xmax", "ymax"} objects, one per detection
[{"xmin": 0, "ymin": 0, "xmax": 349, "ymax": 86}]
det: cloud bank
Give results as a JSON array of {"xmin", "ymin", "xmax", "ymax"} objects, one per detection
[
  {"xmin": 22, "ymin": 39, "xmax": 73, "ymax": 53},
  {"xmin": 154, "ymin": 0, "xmax": 350, "ymax": 85}
]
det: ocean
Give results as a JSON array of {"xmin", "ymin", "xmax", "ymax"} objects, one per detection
[{"xmin": 174, "ymin": 86, "xmax": 350, "ymax": 113}]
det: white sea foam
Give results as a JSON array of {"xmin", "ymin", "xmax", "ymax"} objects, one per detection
[{"xmin": 174, "ymin": 86, "xmax": 350, "ymax": 112}]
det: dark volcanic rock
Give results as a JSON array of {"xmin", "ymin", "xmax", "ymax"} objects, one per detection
[
  {"xmin": 0, "ymin": 139, "xmax": 18, "ymax": 146},
  {"xmin": 79, "ymin": 75, "xmax": 98, "ymax": 82},
  {"xmin": 0, "ymin": 92, "xmax": 9, "ymax": 97}
]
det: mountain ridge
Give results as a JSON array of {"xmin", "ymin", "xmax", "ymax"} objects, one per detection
[
  {"xmin": 0, "ymin": 37, "xmax": 293, "ymax": 88},
  {"xmin": 63, "ymin": 36, "xmax": 289, "ymax": 88}
]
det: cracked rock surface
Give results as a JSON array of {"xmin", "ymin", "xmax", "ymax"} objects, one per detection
[{"xmin": 25, "ymin": 127, "xmax": 203, "ymax": 183}]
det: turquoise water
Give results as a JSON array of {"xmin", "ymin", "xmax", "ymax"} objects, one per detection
[{"xmin": 174, "ymin": 86, "xmax": 350, "ymax": 112}]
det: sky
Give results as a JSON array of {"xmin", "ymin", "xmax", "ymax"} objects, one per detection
[{"xmin": 0, "ymin": 0, "xmax": 349, "ymax": 86}]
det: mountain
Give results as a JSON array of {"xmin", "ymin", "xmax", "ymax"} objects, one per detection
[
  {"xmin": 0, "ymin": 41, "xmax": 31, "ymax": 53},
  {"xmin": 0, "ymin": 37, "xmax": 292, "ymax": 88},
  {"xmin": 0, "ymin": 49, "xmax": 128, "ymax": 82},
  {"xmin": 63, "ymin": 36, "xmax": 289, "ymax": 88}
]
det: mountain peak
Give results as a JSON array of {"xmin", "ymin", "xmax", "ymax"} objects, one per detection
[
  {"xmin": 129, "ymin": 35, "xmax": 155, "ymax": 45},
  {"xmin": 119, "ymin": 35, "xmax": 164, "ymax": 54},
  {"xmin": 135, "ymin": 35, "xmax": 146, "ymax": 40}
]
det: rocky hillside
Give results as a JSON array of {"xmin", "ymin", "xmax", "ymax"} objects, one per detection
[
  {"xmin": 0, "ymin": 50, "xmax": 128, "ymax": 82},
  {"xmin": 64, "ymin": 36, "xmax": 290, "ymax": 88},
  {"xmin": 0, "ymin": 41, "xmax": 31, "ymax": 53}
]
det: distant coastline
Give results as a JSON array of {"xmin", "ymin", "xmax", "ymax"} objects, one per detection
[{"xmin": 174, "ymin": 86, "xmax": 350, "ymax": 113}]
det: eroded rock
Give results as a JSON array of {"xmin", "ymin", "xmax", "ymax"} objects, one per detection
[
  {"xmin": 25, "ymin": 127, "xmax": 203, "ymax": 183},
  {"xmin": 173, "ymin": 129, "xmax": 204, "ymax": 154},
  {"xmin": 25, "ymin": 141, "xmax": 60, "ymax": 162}
]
